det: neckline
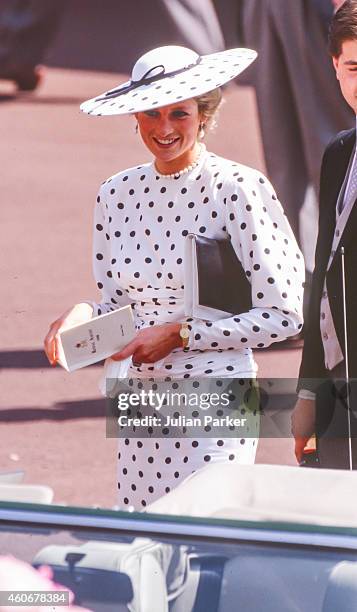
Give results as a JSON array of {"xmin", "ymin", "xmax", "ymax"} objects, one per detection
[{"xmin": 153, "ymin": 144, "xmax": 207, "ymax": 180}]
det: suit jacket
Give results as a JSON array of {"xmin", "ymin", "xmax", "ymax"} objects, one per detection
[{"xmin": 298, "ymin": 128, "xmax": 357, "ymax": 390}]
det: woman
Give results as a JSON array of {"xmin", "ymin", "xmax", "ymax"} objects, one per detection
[{"xmin": 44, "ymin": 45, "xmax": 304, "ymax": 510}]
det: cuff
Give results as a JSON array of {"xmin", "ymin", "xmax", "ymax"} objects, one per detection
[{"xmin": 298, "ymin": 389, "xmax": 316, "ymax": 401}]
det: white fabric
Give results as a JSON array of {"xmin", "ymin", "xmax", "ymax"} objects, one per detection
[
  {"xmin": 92, "ymin": 149, "xmax": 304, "ymax": 371},
  {"xmin": 298, "ymin": 388, "xmax": 316, "ymax": 401},
  {"xmin": 330, "ymin": 173, "xmax": 357, "ymax": 265},
  {"xmin": 320, "ymin": 278, "xmax": 344, "ymax": 371},
  {"xmin": 131, "ymin": 46, "xmax": 199, "ymax": 81},
  {"xmin": 116, "ymin": 375, "xmax": 259, "ymax": 510},
  {"xmin": 90, "ymin": 149, "xmax": 304, "ymax": 510}
]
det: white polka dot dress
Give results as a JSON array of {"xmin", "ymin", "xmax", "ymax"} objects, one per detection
[{"xmin": 91, "ymin": 148, "xmax": 304, "ymax": 510}]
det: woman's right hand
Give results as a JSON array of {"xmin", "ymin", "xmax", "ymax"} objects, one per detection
[{"xmin": 44, "ymin": 302, "xmax": 94, "ymax": 366}]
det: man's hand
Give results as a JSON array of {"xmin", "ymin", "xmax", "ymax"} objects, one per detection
[
  {"xmin": 111, "ymin": 323, "xmax": 183, "ymax": 364},
  {"xmin": 291, "ymin": 397, "xmax": 316, "ymax": 463}
]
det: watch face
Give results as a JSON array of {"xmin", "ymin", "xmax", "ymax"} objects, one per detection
[{"xmin": 180, "ymin": 328, "xmax": 190, "ymax": 339}]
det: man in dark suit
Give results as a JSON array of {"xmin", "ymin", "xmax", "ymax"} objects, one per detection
[{"xmin": 292, "ymin": 0, "xmax": 357, "ymax": 469}]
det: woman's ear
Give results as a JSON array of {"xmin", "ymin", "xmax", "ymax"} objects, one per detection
[
  {"xmin": 198, "ymin": 111, "xmax": 206, "ymax": 124},
  {"xmin": 198, "ymin": 121, "xmax": 206, "ymax": 140}
]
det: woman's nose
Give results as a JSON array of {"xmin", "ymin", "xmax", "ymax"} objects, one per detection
[{"xmin": 156, "ymin": 116, "xmax": 174, "ymax": 135}]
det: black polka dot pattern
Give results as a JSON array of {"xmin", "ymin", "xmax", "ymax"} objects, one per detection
[
  {"xmin": 91, "ymin": 150, "xmax": 304, "ymax": 510},
  {"xmin": 81, "ymin": 48, "xmax": 257, "ymax": 117},
  {"xmin": 116, "ymin": 377, "xmax": 259, "ymax": 509}
]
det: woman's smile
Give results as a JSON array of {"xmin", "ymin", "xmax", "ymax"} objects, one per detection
[{"xmin": 152, "ymin": 135, "xmax": 181, "ymax": 148}]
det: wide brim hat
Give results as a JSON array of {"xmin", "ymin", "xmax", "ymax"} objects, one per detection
[{"xmin": 80, "ymin": 45, "xmax": 257, "ymax": 116}]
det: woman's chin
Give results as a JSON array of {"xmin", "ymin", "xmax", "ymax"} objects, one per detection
[{"xmin": 153, "ymin": 144, "xmax": 181, "ymax": 160}]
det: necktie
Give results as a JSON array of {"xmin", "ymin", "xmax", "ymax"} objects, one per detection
[{"xmin": 340, "ymin": 149, "xmax": 357, "ymax": 214}]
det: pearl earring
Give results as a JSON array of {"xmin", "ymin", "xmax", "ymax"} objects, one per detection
[{"xmin": 199, "ymin": 123, "xmax": 205, "ymax": 139}]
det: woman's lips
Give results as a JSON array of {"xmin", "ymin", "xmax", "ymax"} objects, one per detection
[{"xmin": 153, "ymin": 136, "xmax": 180, "ymax": 148}]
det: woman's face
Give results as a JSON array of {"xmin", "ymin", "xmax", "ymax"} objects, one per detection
[{"xmin": 135, "ymin": 99, "xmax": 203, "ymax": 173}]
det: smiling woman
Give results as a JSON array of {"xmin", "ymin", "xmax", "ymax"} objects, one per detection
[
  {"xmin": 136, "ymin": 99, "xmax": 203, "ymax": 175},
  {"xmin": 44, "ymin": 45, "xmax": 304, "ymax": 510},
  {"xmin": 135, "ymin": 89, "xmax": 222, "ymax": 176}
]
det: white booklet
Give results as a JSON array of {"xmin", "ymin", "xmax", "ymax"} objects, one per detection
[{"xmin": 57, "ymin": 305, "xmax": 135, "ymax": 372}]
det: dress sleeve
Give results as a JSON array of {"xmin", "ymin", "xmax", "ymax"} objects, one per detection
[
  {"xmin": 188, "ymin": 169, "xmax": 304, "ymax": 351},
  {"xmin": 89, "ymin": 184, "xmax": 132, "ymax": 317}
]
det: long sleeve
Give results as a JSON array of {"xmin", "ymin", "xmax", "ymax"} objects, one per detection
[
  {"xmin": 90, "ymin": 183, "xmax": 132, "ymax": 317},
  {"xmin": 189, "ymin": 168, "xmax": 304, "ymax": 351}
]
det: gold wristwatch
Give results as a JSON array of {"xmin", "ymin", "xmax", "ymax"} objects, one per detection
[{"xmin": 179, "ymin": 322, "xmax": 190, "ymax": 349}]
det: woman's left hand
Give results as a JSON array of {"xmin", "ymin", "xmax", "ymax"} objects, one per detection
[{"xmin": 111, "ymin": 323, "xmax": 183, "ymax": 364}]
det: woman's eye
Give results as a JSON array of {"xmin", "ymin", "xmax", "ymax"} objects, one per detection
[
  {"xmin": 172, "ymin": 111, "xmax": 189, "ymax": 118},
  {"xmin": 144, "ymin": 110, "xmax": 159, "ymax": 117}
]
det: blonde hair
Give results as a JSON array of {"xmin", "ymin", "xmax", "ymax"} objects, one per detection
[{"xmin": 194, "ymin": 88, "xmax": 223, "ymax": 133}]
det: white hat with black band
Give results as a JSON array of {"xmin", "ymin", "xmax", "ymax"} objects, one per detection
[{"xmin": 80, "ymin": 45, "xmax": 257, "ymax": 116}]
